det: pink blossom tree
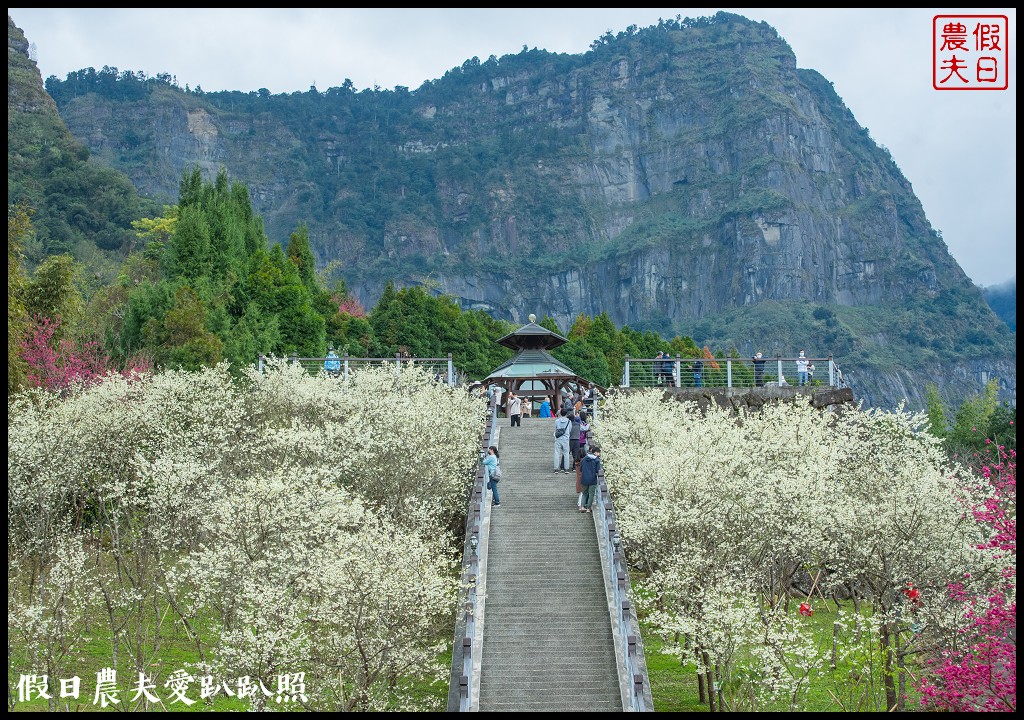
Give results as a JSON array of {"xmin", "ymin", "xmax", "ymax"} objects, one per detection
[
  {"xmin": 19, "ymin": 315, "xmax": 151, "ymax": 392},
  {"xmin": 919, "ymin": 444, "xmax": 1016, "ymax": 711},
  {"xmin": 335, "ymin": 294, "xmax": 367, "ymax": 318}
]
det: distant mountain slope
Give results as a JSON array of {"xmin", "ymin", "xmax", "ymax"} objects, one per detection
[
  {"xmin": 984, "ymin": 279, "xmax": 1016, "ymax": 331},
  {"xmin": 16, "ymin": 12, "xmax": 1016, "ymax": 409},
  {"xmin": 7, "ymin": 16, "xmax": 157, "ymax": 278}
]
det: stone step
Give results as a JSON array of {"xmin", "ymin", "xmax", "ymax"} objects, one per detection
[{"xmin": 477, "ymin": 419, "xmax": 621, "ymax": 710}]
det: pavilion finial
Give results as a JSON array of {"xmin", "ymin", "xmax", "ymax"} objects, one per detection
[{"xmin": 528, "ymin": 313, "xmax": 537, "ymax": 323}]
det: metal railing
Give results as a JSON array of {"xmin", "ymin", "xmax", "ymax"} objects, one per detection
[
  {"xmin": 447, "ymin": 395, "xmax": 497, "ymax": 711},
  {"xmin": 594, "ymin": 468, "xmax": 654, "ymax": 711},
  {"xmin": 621, "ymin": 355, "xmax": 845, "ymax": 390},
  {"xmin": 258, "ymin": 352, "xmax": 456, "ymax": 385}
]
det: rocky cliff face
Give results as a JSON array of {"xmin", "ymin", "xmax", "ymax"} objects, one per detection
[{"xmin": 32, "ymin": 13, "xmax": 1015, "ymax": 410}]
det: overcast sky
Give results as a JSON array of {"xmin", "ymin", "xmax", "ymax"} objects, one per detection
[{"xmin": 8, "ymin": 8, "xmax": 1016, "ymax": 287}]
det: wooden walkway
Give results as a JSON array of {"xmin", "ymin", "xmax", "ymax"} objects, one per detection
[{"xmin": 477, "ymin": 417, "xmax": 622, "ymax": 711}]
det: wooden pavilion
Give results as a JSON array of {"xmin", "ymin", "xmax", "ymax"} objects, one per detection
[{"xmin": 483, "ymin": 314, "xmax": 604, "ymax": 411}]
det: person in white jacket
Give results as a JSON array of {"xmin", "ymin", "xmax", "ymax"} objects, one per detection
[
  {"xmin": 796, "ymin": 350, "xmax": 810, "ymax": 387},
  {"xmin": 553, "ymin": 409, "xmax": 572, "ymax": 473},
  {"xmin": 509, "ymin": 392, "xmax": 522, "ymax": 427}
]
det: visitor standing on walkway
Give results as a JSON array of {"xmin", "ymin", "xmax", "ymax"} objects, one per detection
[
  {"xmin": 660, "ymin": 353, "xmax": 676, "ymax": 387},
  {"xmin": 583, "ymin": 383, "xmax": 596, "ymax": 413},
  {"xmin": 578, "ymin": 413, "xmax": 591, "ymax": 455},
  {"xmin": 561, "ymin": 391, "xmax": 574, "ymax": 415},
  {"xmin": 568, "ymin": 409, "xmax": 583, "ymax": 471},
  {"xmin": 483, "ymin": 445, "xmax": 502, "ymax": 507},
  {"xmin": 654, "ymin": 351, "xmax": 666, "ymax": 385},
  {"xmin": 692, "ymin": 358, "xmax": 704, "ymax": 387},
  {"xmin": 509, "ymin": 392, "xmax": 522, "ymax": 427},
  {"xmin": 539, "ymin": 396, "xmax": 552, "ymax": 418},
  {"xmin": 324, "ymin": 347, "xmax": 341, "ymax": 378},
  {"xmin": 579, "ymin": 446, "xmax": 601, "ymax": 513},
  {"xmin": 553, "ymin": 409, "xmax": 572, "ymax": 474},
  {"xmin": 752, "ymin": 352, "xmax": 766, "ymax": 387},
  {"xmin": 796, "ymin": 350, "xmax": 810, "ymax": 387}
]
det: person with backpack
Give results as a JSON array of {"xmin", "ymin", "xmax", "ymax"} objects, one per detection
[
  {"xmin": 579, "ymin": 445, "xmax": 602, "ymax": 513},
  {"xmin": 483, "ymin": 445, "xmax": 502, "ymax": 507},
  {"xmin": 553, "ymin": 409, "xmax": 572, "ymax": 474},
  {"xmin": 692, "ymin": 358, "xmax": 705, "ymax": 387}
]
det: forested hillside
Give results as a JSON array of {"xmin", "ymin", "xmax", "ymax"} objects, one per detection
[
  {"xmin": 7, "ymin": 16, "xmax": 157, "ymax": 279},
  {"xmin": 8, "ymin": 12, "xmax": 1015, "ymax": 409},
  {"xmin": 985, "ymin": 279, "xmax": 1016, "ymax": 331}
]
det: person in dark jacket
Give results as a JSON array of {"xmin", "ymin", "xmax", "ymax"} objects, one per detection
[
  {"xmin": 579, "ymin": 446, "xmax": 602, "ymax": 513},
  {"xmin": 660, "ymin": 353, "xmax": 676, "ymax": 387},
  {"xmin": 692, "ymin": 359, "xmax": 705, "ymax": 387},
  {"xmin": 752, "ymin": 352, "xmax": 767, "ymax": 387}
]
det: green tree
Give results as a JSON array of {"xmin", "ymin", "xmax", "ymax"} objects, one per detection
[
  {"xmin": 369, "ymin": 281, "xmax": 400, "ymax": 354},
  {"xmin": 538, "ymin": 315, "xmax": 563, "ymax": 336},
  {"xmin": 240, "ymin": 245, "xmax": 325, "ymax": 356},
  {"xmin": 925, "ymin": 384, "xmax": 949, "ymax": 439},
  {"xmin": 165, "ymin": 204, "xmax": 211, "ymax": 281},
  {"xmin": 553, "ymin": 338, "xmax": 612, "ymax": 387},
  {"xmin": 24, "ymin": 253, "xmax": 84, "ymax": 333},
  {"xmin": 132, "ymin": 205, "xmax": 178, "ymax": 263},
  {"xmin": 8, "ymin": 206, "xmax": 32, "ymax": 393},
  {"xmin": 286, "ymin": 223, "xmax": 318, "ymax": 294},
  {"xmin": 143, "ymin": 285, "xmax": 223, "ymax": 370},
  {"xmin": 947, "ymin": 379, "xmax": 1003, "ymax": 455},
  {"xmin": 224, "ymin": 302, "xmax": 281, "ymax": 367}
]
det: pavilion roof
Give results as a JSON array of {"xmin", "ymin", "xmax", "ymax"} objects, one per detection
[
  {"xmin": 495, "ymin": 321, "xmax": 568, "ymax": 351},
  {"xmin": 485, "ymin": 349, "xmax": 575, "ymax": 379}
]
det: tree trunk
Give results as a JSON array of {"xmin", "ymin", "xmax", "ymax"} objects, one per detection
[
  {"xmin": 715, "ymin": 662, "xmax": 725, "ymax": 710},
  {"xmin": 702, "ymin": 650, "xmax": 717, "ymax": 712},
  {"xmin": 896, "ymin": 637, "xmax": 908, "ymax": 712},
  {"xmin": 696, "ymin": 646, "xmax": 706, "ymax": 704},
  {"xmin": 831, "ymin": 594, "xmax": 841, "ymax": 669},
  {"xmin": 881, "ymin": 623, "xmax": 897, "ymax": 710}
]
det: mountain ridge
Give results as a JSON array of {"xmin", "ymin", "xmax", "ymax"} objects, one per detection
[{"xmin": 9, "ymin": 13, "xmax": 1015, "ymax": 409}]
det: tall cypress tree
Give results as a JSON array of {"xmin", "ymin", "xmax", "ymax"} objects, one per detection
[{"xmin": 286, "ymin": 223, "xmax": 318, "ymax": 294}]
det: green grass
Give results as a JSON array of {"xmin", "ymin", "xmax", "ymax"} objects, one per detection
[
  {"xmin": 643, "ymin": 633, "xmax": 707, "ymax": 711},
  {"xmin": 9, "ymin": 603, "xmax": 252, "ymax": 712},
  {"xmin": 641, "ymin": 598, "xmax": 923, "ymax": 712},
  {"xmin": 9, "ymin": 601, "xmax": 452, "ymax": 713}
]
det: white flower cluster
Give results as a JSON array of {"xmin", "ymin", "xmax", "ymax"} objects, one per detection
[
  {"xmin": 595, "ymin": 390, "xmax": 991, "ymax": 709},
  {"xmin": 8, "ymin": 361, "xmax": 486, "ymax": 711}
]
